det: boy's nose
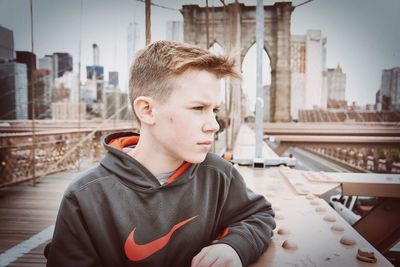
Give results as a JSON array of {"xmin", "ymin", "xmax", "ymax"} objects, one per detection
[{"xmin": 203, "ymin": 116, "xmax": 220, "ymax": 133}]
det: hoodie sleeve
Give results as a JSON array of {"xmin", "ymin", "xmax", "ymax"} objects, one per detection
[
  {"xmin": 46, "ymin": 192, "xmax": 102, "ymax": 267},
  {"xmin": 214, "ymin": 166, "xmax": 276, "ymax": 267}
]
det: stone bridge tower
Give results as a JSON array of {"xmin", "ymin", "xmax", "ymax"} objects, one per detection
[{"xmin": 181, "ymin": 2, "xmax": 293, "ymax": 146}]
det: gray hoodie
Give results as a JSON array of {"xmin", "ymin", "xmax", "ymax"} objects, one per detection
[{"xmin": 46, "ymin": 132, "xmax": 276, "ymax": 267}]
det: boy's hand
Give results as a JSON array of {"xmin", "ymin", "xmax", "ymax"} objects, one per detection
[{"xmin": 191, "ymin": 244, "xmax": 242, "ymax": 267}]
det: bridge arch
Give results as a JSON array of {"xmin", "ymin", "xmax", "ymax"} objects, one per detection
[{"xmin": 242, "ymin": 42, "xmax": 271, "ymax": 119}]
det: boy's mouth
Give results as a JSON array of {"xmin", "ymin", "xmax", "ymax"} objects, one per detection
[
  {"xmin": 197, "ymin": 141, "xmax": 213, "ymax": 145},
  {"xmin": 197, "ymin": 141, "xmax": 213, "ymax": 150}
]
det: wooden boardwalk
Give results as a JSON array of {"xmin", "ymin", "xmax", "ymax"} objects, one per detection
[{"xmin": 0, "ymin": 169, "xmax": 83, "ymax": 267}]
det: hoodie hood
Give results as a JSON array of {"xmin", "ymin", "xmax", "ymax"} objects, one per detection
[{"xmin": 100, "ymin": 132, "xmax": 195, "ymax": 191}]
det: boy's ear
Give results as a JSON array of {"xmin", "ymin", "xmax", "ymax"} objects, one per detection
[{"xmin": 133, "ymin": 96, "xmax": 155, "ymax": 125}]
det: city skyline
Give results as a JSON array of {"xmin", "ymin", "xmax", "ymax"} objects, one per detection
[{"xmin": 0, "ymin": 0, "xmax": 399, "ymax": 107}]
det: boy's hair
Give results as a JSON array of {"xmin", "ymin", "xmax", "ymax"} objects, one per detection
[{"xmin": 129, "ymin": 40, "xmax": 241, "ymax": 123}]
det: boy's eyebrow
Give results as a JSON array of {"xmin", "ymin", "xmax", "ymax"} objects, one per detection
[{"xmin": 189, "ymin": 101, "xmax": 221, "ymax": 107}]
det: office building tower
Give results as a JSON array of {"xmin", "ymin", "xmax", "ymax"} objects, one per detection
[
  {"xmin": 53, "ymin": 52, "xmax": 73, "ymax": 78},
  {"xmin": 16, "ymin": 51, "xmax": 36, "ymax": 119},
  {"xmin": 376, "ymin": 67, "xmax": 400, "ymax": 110},
  {"xmin": 0, "ymin": 26, "xmax": 14, "ymax": 61},
  {"xmin": 291, "ymin": 30, "xmax": 327, "ymax": 120},
  {"xmin": 325, "ymin": 65, "xmax": 346, "ymax": 107},
  {"xmin": 0, "ymin": 63, "xmax": 28, "ymax": 119},
  {"xmin": 38, "ymin": 56, "xmax": 56, "ymax": 101},
  {"xmin": 34, "ymin": 68, "xmax": 52, "ymax": 118}
]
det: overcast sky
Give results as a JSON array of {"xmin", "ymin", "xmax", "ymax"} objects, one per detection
[{"xmin": 0, "ymin": 0, "xmax": 399, "ymax": 107}]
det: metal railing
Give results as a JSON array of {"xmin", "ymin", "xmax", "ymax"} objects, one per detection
[{"xmin": 0, "ymin": 126, "xmax": 133, "ymax": 188}]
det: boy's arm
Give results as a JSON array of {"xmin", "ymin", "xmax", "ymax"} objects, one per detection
[
  {"xmin": 212, "ymin": 166, "xmax": 276, "ymax": 266},
  {"xmin": 46, "ymin": 193, "xmax": 101, "ymax": 267}
]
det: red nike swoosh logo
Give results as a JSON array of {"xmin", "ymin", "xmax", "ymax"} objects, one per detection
[{"xmin": 124, "ymin": 215, "xmax": 198, "ymax": 261}]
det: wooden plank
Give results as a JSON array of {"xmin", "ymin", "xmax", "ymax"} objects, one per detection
[{"xmin": 0, "ymin": 168, "xmax": 80, "ymax": 266}]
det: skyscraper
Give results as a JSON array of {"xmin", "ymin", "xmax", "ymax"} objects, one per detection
[
  {"xmin": 39, "ymin": 55, "xmax": 56, "ymax": 81},
  {"xmin": 16, "ymin": 51, "xmax": 36, "ymax": 119},
  {"xmin": 0, "ymin": 63, "xmax": 28, "ymax": 120},
  {"xmin": 0, "ymin": 25, "xmax": 14, "ymax": 61},
  {"xmin": 290, "ymin": 30, "xmax": 327, "ymax": 120},
  {"xmin": 86, "ymin": 43, "xmax": 104, "ymax": 105},
  {"xmin": 325, "ymin": 65, "xmax": 346, "ymax": 104},
  {"xmin": 38, "ymin": 56, "xmax": 55, "ymax": 116},
  {"xmin": 33, "ymin": 68, "xmax": 52, "ymax": 119},
  {"xmin": 376, "ymin": 67, "xmax": 400, "ymax": 111},
  {"xmin": 53, "ymin": 52, "xmax": 73, "ymax": 78}
]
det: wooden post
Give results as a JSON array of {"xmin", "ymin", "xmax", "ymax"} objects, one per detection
[
  {"xmin": 146, "ymin": 0, "xmax": 151, "ymax": 45},
  {"xmin": 205, "ymin": 0, "xmax": 209, "ymax": 48}
]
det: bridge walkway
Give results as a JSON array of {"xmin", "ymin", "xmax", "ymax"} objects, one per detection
[
  {"xmin": 0, "ymin": 124, "xmax": 397, "ymax": 266},
  {"xmin": 0, "ymin": 169, "xmax": 85, "ymax": 267}
]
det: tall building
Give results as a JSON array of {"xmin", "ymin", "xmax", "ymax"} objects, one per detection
[
  {"xmin": 53, "ymin": 52, "xmax": 73, "ymax": 78},
  {"xmin": 0, "ymin": 26, "xmax": 14, "ymax": 61},
  {"xmin": 39, "ymin": 56, "xmax": 55, "ymax": 80},
  {"xmin": 166, "ymin": 21, "xmax": 184, "ymax": 42},
  {"xmin": 34, "ymin": 68, "xmax": 52, "ymax": 118},
  {"xmin": 16, "ymin": 51, "xmax": 36, "ymax": 119},
  {"xmin": 325, "ymin": 64, "xmax": 346, "ymax": 104},
  {"xmin": 290, "ymin": 35, "xmax": 306, "ymax": 120},
  {"xmin": 376, "ymin": 67, "xmax": 400, "ymax": 110},
  {"xmin": 86, "ymin": 43, "xmax": 104, "ymax": 105},
  {"xmin": 0, "ymin": 63, "xmax": 28, "ymax": 120},
  {"xmin": 41, "ymin": 53, "xmax": 72, "ymax": 80},
  {"xmin": 38, "ymin": 56, "xmax": 55, "ymax": 101},
  {"xmin": 290, "ymin": 30, "xmax": 327, "ymax": 120}
]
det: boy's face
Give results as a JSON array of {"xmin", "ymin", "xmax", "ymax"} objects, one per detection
[{"xmin": 151, "ymin": 69, "xmax": 221, "ymax": 164}]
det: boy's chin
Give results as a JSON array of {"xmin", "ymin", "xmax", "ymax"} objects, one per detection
[{"xmin": 185, "ymin": 153, "xmax": 208, "ymax": 164}]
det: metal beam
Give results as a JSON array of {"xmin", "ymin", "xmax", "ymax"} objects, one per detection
[
  {"xmin": 255, "ymin": 0, "xmax": 264, "ymax": 158},
  {"xmin": 267, "ymin": 135, "xmax": 400, "ymax": 148},
  {"xmin": 353, "ymin": 198, "xmax": 400, "ymax": 254}
]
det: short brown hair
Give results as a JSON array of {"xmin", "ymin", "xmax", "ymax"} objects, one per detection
[{"xmin": 129, "ymin": 41, "xmax": 241, "ymax": 122}]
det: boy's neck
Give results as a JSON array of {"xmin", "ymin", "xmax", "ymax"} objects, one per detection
[{"xmin": 127, "ymin": 132, "xmax": 184, "ymax": 175}]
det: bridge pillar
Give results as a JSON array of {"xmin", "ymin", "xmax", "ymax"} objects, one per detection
[{"xmin": 181, "ymin": 2, "xmax": 294, "ymax": 135}]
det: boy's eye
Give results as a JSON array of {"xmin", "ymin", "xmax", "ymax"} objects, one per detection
[{"xmin": 191, "ymin": 106, "xmax": 220, "ymax": 114}]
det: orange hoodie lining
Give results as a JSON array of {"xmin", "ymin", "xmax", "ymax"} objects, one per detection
[
  {"xmin": 109, "ymin": 136, "xmax": 139, "ymax": 150},
  {"xmin": 215, "ymin": 227, "xmax": 230, "ymax": 240},
  {"xmin": 164, "ymin": 162, "xmax": 191, "ymax": 185},
  {"xmin": 109, "ymin": 135, "xmax": 190, "ymax": 184}
]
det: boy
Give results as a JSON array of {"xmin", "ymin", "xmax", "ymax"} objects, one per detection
[{"xmin": 47, "ymin": 41, "xmax": 275, "ymax": 267}]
